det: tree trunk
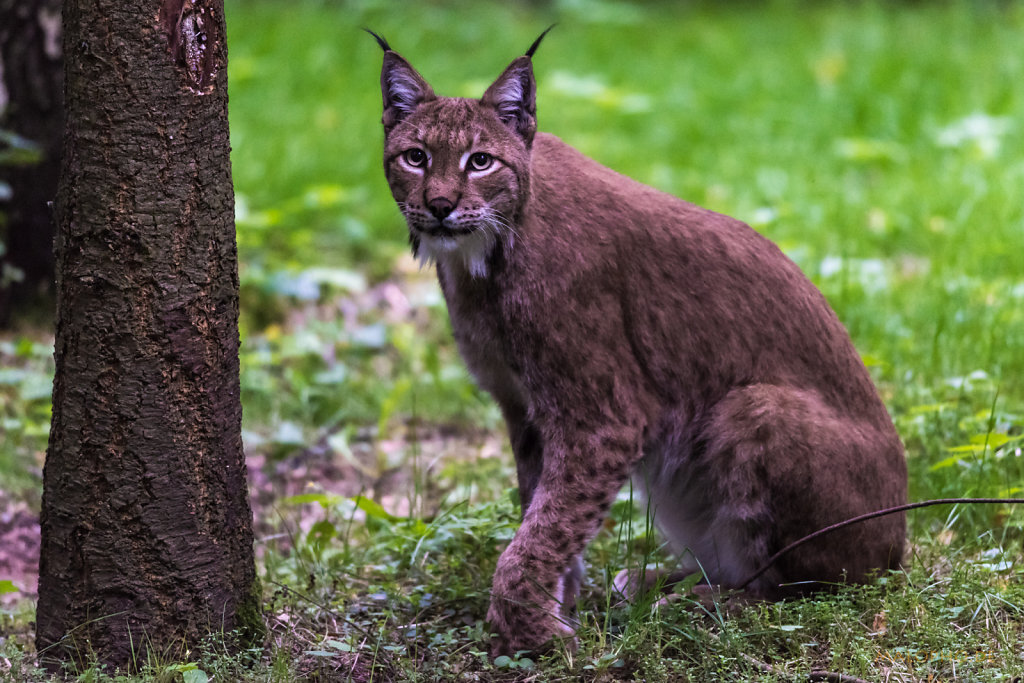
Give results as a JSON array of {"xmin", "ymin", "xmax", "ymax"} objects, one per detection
[
  {"xmin": 0, "ymin": 0, "xmax": 62, "ymax": 327},
  {"xmin": 37, "ymin": 0, "xmax": 261, "ymax": 672}
]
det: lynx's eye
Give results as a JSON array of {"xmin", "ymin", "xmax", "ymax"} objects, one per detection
[
  {"xmin": 468, "ymin": 152, "xmax": 493, "ymax": 171},
  {"xmin": 403, "ymin": 148, "xmax": 427, "ymax": 168}
]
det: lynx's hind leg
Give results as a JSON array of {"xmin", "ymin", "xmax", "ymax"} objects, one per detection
[
  {"xmin": 707, "ymin": 384, "xmax": 905, "ymax": 593},
  {"xmin": 638, "ymin": 384, "xmax": 906, "ymax": 598}
]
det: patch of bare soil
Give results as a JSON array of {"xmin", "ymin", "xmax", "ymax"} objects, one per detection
[{"xmin": 248, "ymin": 423, "xmax": 505, "ymax": 554}]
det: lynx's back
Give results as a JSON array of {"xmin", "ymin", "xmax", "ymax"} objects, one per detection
[{"xmin": 523, "ymin": 132, "xmax": 893, "ymax": 423}]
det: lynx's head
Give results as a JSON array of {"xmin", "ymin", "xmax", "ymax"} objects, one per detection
[{"xmin": 370, "ymin": 29, "xmax": 551, "ymax": 277}]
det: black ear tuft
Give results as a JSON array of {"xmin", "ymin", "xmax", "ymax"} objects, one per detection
[
  {"xmin": 525, "ymin": 24, "xmax": 556, "ymax": 59},
  {"xmin": 364, "ymin": 28, "xmax": 391, "ymax": 52}
]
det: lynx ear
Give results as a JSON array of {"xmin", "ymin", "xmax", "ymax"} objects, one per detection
[
  {"xmin": 481, "ymin": 27, "xmax": 553, "ymax": 142},
  {"xmin": 372, "ymin": 34, "xmax": 435, "ymax": 132},
  {"xmin": 481, "ymin": 56, "xmax": 537, "ymax": 142}
]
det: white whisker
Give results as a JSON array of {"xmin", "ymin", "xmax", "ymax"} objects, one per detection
[{"xmin": 482, "ymin": 207, "xmax": 521, "ymax": 251}]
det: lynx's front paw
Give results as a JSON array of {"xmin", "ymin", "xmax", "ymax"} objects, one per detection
[
  {"xmin": 487, "ymin": 561, "xmax": 578, "ymax": 657},
  {"xmin": 486, "ymin": 596, "xmax": 577, "ymax": 658}
]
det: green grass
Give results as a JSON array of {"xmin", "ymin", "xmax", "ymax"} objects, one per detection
[{"xmin": 3, "ymin": 0, "xmax": 1024, "ymax": 680}]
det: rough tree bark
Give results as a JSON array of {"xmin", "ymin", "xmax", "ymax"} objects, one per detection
[
  {"xmin": 0, "ymin": 0, "xmax": 63, "ymax": 326},
  {"xmin": 37, "ymin": 0, "xmax": 261, "ymax": 671}
]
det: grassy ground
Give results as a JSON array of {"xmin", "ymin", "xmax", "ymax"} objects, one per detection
[{"xmin": 3, "ymin": 0, "xmax": 1024, "ymax": 680}]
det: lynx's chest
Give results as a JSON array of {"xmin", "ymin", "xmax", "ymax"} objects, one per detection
[{"xmin": 436, "ymin": 261, "xmax": 530, "ymax": 413}]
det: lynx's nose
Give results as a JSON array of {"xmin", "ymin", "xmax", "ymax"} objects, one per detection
[{"xmin": 427, "ymin": 197, "xmax": 456, "ymax": 220}]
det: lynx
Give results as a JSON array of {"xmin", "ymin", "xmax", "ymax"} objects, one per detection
[{"xmin": 371, "ymin": 31, "xmax": 907, "ymax": 656}]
